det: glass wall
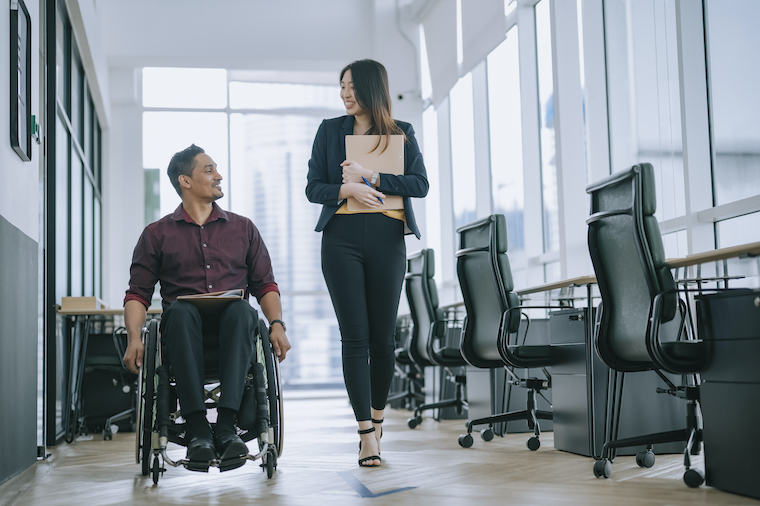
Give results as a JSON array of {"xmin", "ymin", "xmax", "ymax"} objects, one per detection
[
  {"xmin": 535, "ymin": 0, "xmax": 559, "ymax": 255},
  {"xmin": 487, "ymin": 28, "xmax": 525, "ymax": 281},
  {"xmin": 53, "ymin": 4, "xmax": 102, "ymax": 302},
  {"xmin": 604, "ymin": 0, "xmax": 685, "ymax": 223},
  {"xmin": 449, "ymin": 73, "xmax": 477, "ymax": 229},
  {"xmin": 705, "ymin": 0, "xmax": 760, "ymax": 248}
]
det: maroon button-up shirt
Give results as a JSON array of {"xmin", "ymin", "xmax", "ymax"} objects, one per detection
[{"xmin": 124, "ymin": 203, "xmax": 279, "ymax": 310}]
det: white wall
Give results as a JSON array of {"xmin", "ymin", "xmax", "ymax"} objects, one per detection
[{"xmin": 0, "ymin": 0, "xmax": 41, "ymax": 240}]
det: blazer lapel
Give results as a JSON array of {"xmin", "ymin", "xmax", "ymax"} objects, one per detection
[{"xmin": 340, "ymin": 115, "xmax": 354, "ymax": 160}]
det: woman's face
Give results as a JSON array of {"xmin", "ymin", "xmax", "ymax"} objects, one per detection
[{"xmin": 340, "ymin": 69, "xmax": 365, "ymax": 117}]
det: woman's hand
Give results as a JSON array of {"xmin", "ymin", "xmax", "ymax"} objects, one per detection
[
  {"xmin": 344, "ymin": 182, "xmax": 386, "ymax": 208},
  {"xmin": 341, "ymin": 160, "xmax": 373, "ymax": 184}
]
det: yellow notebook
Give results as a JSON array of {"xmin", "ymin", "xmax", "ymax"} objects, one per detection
[{"xmin": 345, "ymin": 135, "xmax": 404, "ymax": 212}]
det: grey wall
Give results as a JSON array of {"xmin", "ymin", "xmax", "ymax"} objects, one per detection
[{"xmin": 0, "ymin": 216, "xmax": 38, "ymax": 485}]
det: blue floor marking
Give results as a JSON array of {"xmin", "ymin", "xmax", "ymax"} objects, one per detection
[{"xmin": 338, "ymin": 471, "xmax": 417, "ymax": 498}]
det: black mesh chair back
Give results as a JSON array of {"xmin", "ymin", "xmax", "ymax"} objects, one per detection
[
  {"xmin": 586, "ymin": 163, "xmax": 703, "ymax": 374},
  {"xmin": 405, "ymin": 249, "xmax": 443, "ymax": 367},
  {"xmin": 456, "ymin": 215, "xmax": 521, "ymax": 369}
]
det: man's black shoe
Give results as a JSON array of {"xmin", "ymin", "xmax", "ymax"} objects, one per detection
[
  {"xmin": 214, "ymin": 429, "xmax": 249, "ymax": 461},
  {"xmin": 186, "ymin": 435, "xmax": 216, "ymax": 462}
]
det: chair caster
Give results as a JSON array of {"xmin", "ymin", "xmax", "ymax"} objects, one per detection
[
  {"xmin": 635, "ymin": 450, "xmax": 655, "ymax": 468},
  {"xmin": 103, "ymin": 428, "xmax": 112, "ymax": 441},
  {"xmin": 151, "ymin": 455, "xmax": 164, "ymax": 485},
  {"xmin": 683, "ymin": 468, "xmax": 704, "ymax": 488},
  {"xmin": 407, "ymin": 417, "xmax": 418, "ymax": 429},
  {"xmin": 480, "ymin": 428, "xmax": 494, "ymax": 442},
  {"xmin": 593, "ymin": 459, "xmax": 612, "ymax": 479},
  {"xmin": 526, "ymin": 437, "xmax": 540, "ymax": 451},
  {"xmin": 261, "ymin": 447, "xmax": 277, "ymax": 479},
  {"xmin": 458, "ymin": 434, "xmax": 474, "ymax": 448}
]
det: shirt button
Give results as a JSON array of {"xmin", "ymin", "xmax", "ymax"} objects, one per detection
[
  {"xmin": 201, "ymin": 226, "xmax": 204, "ymax": 229},
  {"xmin": 208, "ymin": 284, "xmax": 212, "ymax": 289},
  {"xmin": 206, "ymin": 265, "xmax": 210, "ymax": 269},
  {"xmin": 203, "ymin": 244, "xmax": 207, "ymax": 248}
]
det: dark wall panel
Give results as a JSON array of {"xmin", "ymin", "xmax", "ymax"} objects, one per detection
[{"xmin": 0, "ymin": 215, "xmax": 38, "ymax": 485}]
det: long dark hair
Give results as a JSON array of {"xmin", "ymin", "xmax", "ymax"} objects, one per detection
[{"xmin": 340, "ymin": 59, "xmax": 405, "ymax": 153}]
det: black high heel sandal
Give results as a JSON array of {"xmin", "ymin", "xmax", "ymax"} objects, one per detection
[
  {"xmin": 372, "ymin": 418, "xmax": 384, "ymax": 440},
  {"xmin": 358, "ymin": 427, "xmax": 381, "ymax": 467}
]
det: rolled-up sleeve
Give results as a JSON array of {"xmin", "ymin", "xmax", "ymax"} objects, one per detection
[
  {"xmin": 124, "ymin": 228, "xmax": 159, "ymax": 309},
  {"xmin": 246, "ymin": 221, "xmax": 280, "ymax": 301}
]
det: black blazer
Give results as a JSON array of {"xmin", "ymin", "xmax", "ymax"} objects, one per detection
[{"xmin": 306, "ymin": 115, "xmax": 429, "ymax": 239}]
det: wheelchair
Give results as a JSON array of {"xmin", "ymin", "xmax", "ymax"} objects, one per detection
[{"xmin": 135, "ymin": 317, "xmax": 283, "ymax": 484}]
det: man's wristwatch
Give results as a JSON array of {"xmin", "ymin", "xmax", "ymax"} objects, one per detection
[
  {"xmin": 270, "ymin": 319, "xmax": 286, "ymax": 332},
  {"xmin": 370, "ymin": 171, "xmax": 378, "ymax": 186}
]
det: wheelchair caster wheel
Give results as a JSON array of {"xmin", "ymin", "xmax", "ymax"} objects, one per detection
[
  {"xmin": 635, "ymin": 450, "xmax": 655, "ymax": 468},
  {"xmin": 458, "ymin": 434, "xmax": 473, "ymax": 448},
  {"xmin": 151, "ymin": 456, "xmax": 163, "ymax": 485},
  {"xmin": 593, "ymin": 459, "xmax": 612, "ymax": 479},
  {"xmin": 683, "ymin": 468, "xmax": 704, "ymax": 488},
  {"xmin": 480, "ymin": 428, "xmax": 494, "ymax": 442},
  {"xmin": 407, "ymin": 417, "xmax": 418, "ymax": 429},
  {"xmin": 262, "ymin": 448, "xmax": 276, "ymax": 479},
  {"xmin": 526, "ymin": 437, "xmax": 540, "ymax": 451}
]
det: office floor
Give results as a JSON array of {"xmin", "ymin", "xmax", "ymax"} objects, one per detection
[{"xmin": 1, "ymin": 391, "xmax": 757, "ymax": 506}]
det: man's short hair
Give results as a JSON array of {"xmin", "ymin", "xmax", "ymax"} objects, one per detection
[{"xmin": 167, "ymin": 144, "xmax": 205, "ymax": 196}]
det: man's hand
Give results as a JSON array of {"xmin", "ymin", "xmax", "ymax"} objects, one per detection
[
  {"xmin": 268, "ymin": 325, "xmax": 291, "ymax": 362},
  {"xmin": 123, "ymin": 338, "xmax": 144, "ymax": 374},
  {"xmin": 340, "ymin": 160, "xmax": 372, "ymax": 184}
]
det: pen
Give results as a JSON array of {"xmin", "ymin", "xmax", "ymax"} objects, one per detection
[{"xmin": 362, "ymin": 176, "xmax": 384, "ymax": 204}]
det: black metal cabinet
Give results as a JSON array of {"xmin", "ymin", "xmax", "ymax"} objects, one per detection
[{"xmin": 698, "ymin": 289, "xmax": 760, "ymax": 500}]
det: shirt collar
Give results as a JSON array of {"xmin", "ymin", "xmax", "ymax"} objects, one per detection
[{"xmin": 171, "ymin": 202, "xmax": 229, "ymax": 225}]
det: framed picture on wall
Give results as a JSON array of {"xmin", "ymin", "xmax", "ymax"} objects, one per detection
[{"xmin": 10, "ymin": 0, "xmax": 32, "ymax": 162}]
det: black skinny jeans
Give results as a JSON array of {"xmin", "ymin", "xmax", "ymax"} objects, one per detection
[
  {"xmin": 161, "ymin": 299, "xmax": 257, "ymax": 416},
  {"xmin": 321, "ymin": 213, "xmax": 406, "ymax": 421}
]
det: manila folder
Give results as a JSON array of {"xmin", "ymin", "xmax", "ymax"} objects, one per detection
[
  {"xmin": 346, "ymin": 134, "xmax": 404, "ymax": 212},
  {"xmin": 176, "ymin": 288, "xmax": 245, "ymax": 314}
]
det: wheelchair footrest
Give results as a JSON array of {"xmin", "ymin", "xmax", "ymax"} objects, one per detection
[
  {"xmin": 185, "ymin": 461, "xmax": 211, "ymax": 473},
  {"xmin": 219, "ymin": 457, "xmax": 247, "ymax": 472}
]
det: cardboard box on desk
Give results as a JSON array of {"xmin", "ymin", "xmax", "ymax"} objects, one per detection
[{"xmin": 60, "ymin": 296, "xmax": 108, "ymax": 312}]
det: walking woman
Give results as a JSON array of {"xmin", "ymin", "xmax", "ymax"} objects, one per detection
[{"xmin": 306, "ymin": 59, "xmax": 428, "ymax": 467}]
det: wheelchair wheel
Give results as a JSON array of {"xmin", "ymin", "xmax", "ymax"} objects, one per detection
[
  {"xmin": 138, "ymin": 319, "xmax": 159, "ymax": 476},
  {"xmin": 257, "ymin": 320, "xmax": 284, "ymax": 457}
]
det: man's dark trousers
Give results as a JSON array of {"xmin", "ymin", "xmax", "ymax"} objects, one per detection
[{"xmin": 161, "ymin": 299, "xmax": 256, "ymax": 415}]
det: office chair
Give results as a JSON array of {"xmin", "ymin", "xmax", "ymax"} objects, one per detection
[
  {"xmin": 455, "ymin": 215, "xmax": 553, "ymax": 450},
  {"xmin": 404, "ymin": 248, "xmax": 468, "ymax": 429},
  {"xmin": 586, "ymin": 163, "xmax": 708, "ymax": 487},
  {"xmin": 386, "ymin": 316, "xmax": 425, "ymax": 410}
]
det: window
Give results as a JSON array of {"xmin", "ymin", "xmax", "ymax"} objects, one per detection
[
  {"xmin": 535, "ymin": 0, "xmax": 559, "ymax": 253},
  {"xmin": 450, "ymin": 73, "xmax": 477, "ymax": 229},
  {"xmin": 487, "ymin": 28, "xmax": 524, "ymax": 257},
  {"xmin": 705, "ymin": 0, "xmax": 760, "ymax": 207},
  {"xmin": 604, "ymin": 0, "xmax": 685, "ymax": 222}
]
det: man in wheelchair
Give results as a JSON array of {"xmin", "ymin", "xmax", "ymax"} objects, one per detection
[{"xmin": 122, "ymin": 144, "xmax": 291, "ymax": 466}]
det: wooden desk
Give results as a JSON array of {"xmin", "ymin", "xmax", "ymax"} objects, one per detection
[
  {"xmin": 666, "ymin": 241, "xmax": 760, "ymax": 269},
  {"xmin": 516, "ymin": 275, "xmax": 597, "ymax": 297}
]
